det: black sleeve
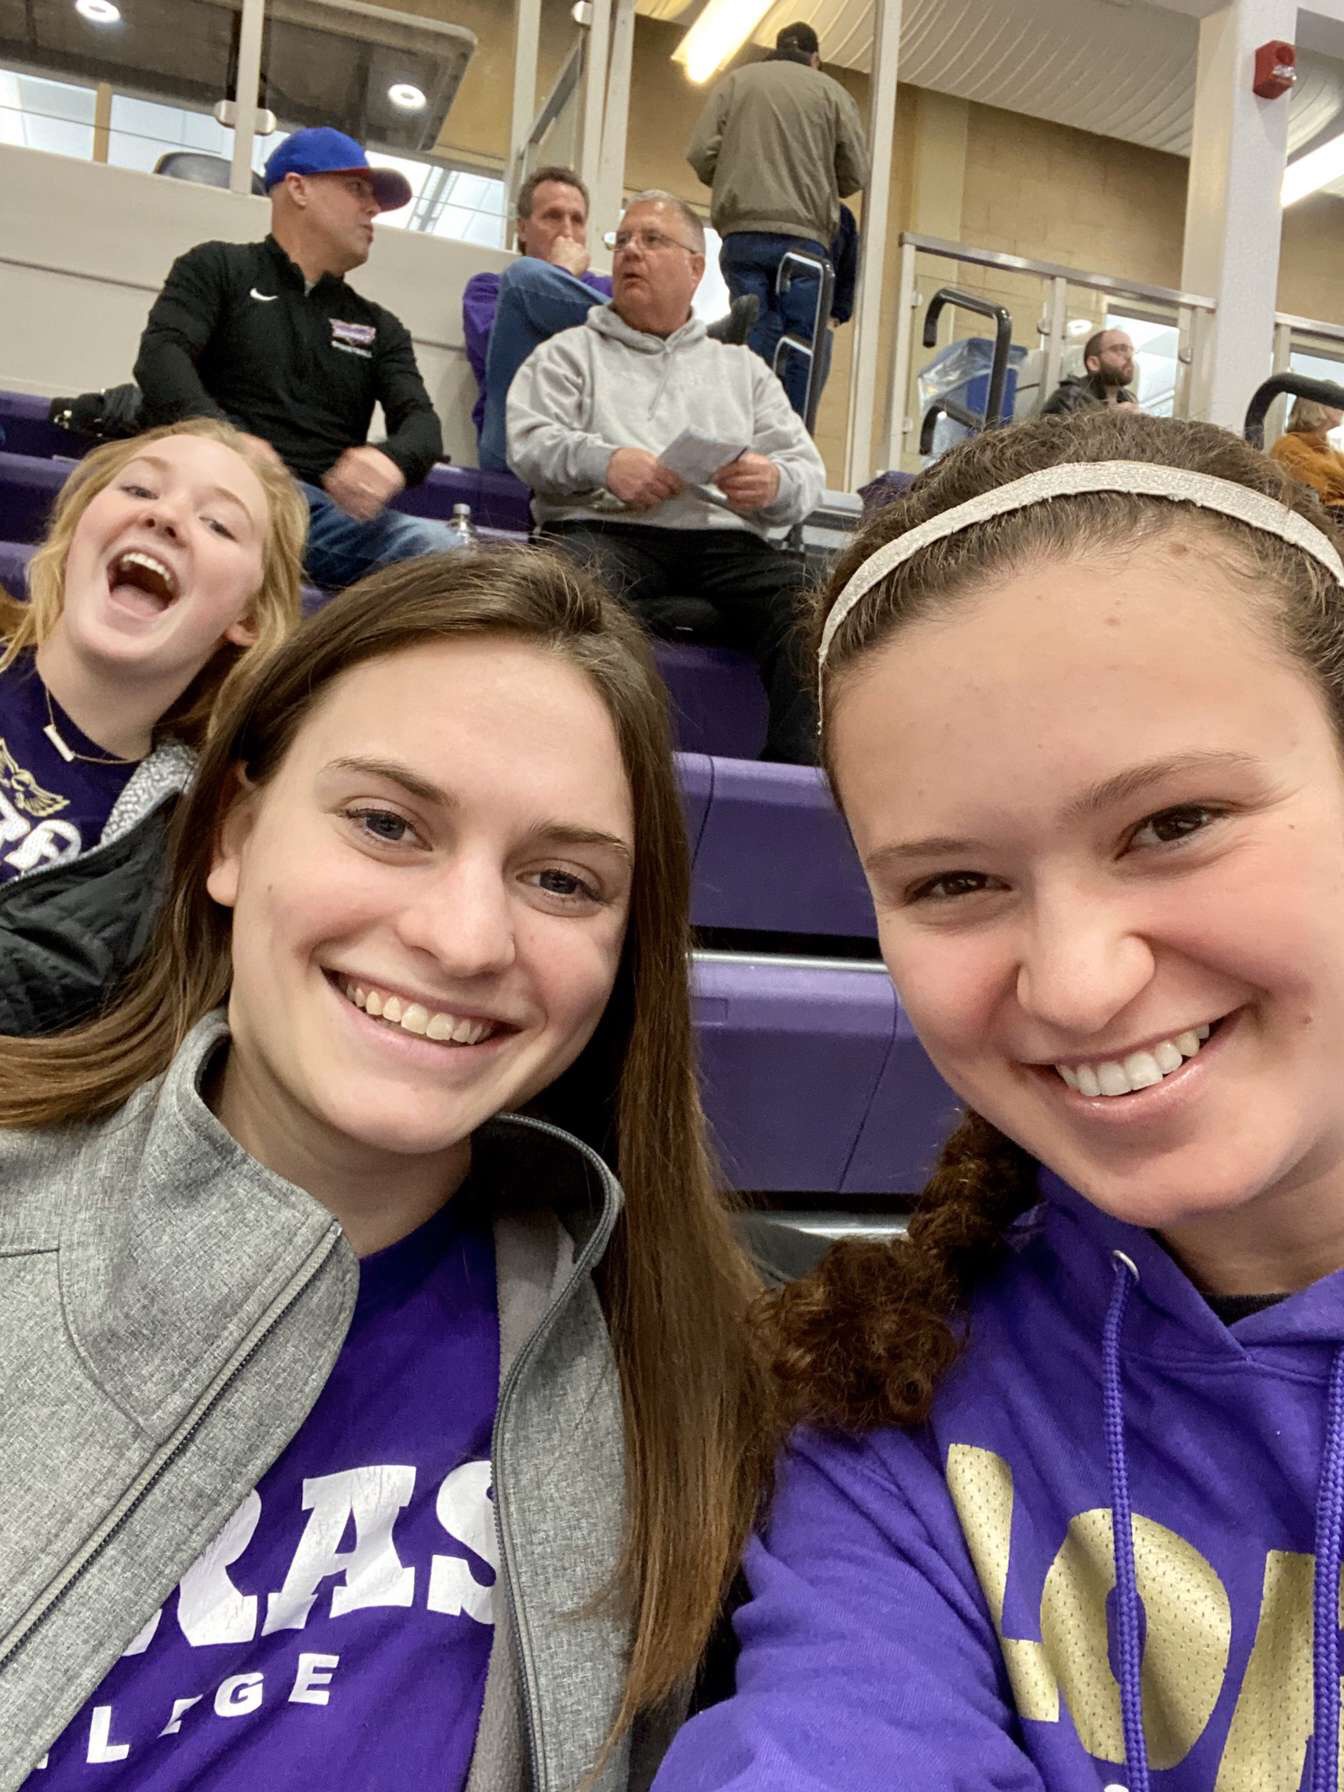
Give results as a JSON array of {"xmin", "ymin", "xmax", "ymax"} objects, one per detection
[
  {"xmin": 134, "ymin": 244, "xmax": 232, "ymax": 425},
  {"xmin": 374, "ymin": 311, "xmax": 443, "ymax": 486}
]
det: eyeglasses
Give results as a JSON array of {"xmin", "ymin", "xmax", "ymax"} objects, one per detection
[{"xmin": 603, "ymin": 228, "xmax": 700, "ymax": 257}]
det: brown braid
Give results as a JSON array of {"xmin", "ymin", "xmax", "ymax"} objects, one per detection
[{"xmin": 763, "ymin": 1113, "xmax": 1037, "ymax": 1435}]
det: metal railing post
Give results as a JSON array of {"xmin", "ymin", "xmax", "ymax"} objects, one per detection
[
  {"xmin": 1041, "ymin": 275, "xmax": 1067, "ymax": 414},
  {"xmin": 884, "ymin": 239, "xmax": 919, "ymax": 470},
  {"xmin": 228, "ymin": 0, "xmax": 267, "ymax": 196},
  {"xmin": 508, "ymin": 0, "xmax": 542, "ymax": 212}
]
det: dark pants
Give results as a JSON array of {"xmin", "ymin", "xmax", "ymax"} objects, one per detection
[
  {"xmin": 719, "ymin": 231, "xmax": 829, "ymax": 419},
  {"xmin": 545, "ymin": 522, "xmax": 816, "ymax": 764}
]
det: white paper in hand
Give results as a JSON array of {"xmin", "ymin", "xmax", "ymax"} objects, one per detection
[{"xmin": 659, "ymin": 428, "xmax": 748, "ymax": 486}]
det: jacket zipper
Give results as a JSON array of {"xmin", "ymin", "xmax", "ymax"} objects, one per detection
[
  {"xmin": 0, "ymin": 1227, "xmax": 342, "ymax": 1679},
  {"xmin": 0, "ymin": 783, "xmax": 179, "ymax": 907},
  {"xmin": 488, "ymin": 1115, "xmax": 623, "ymax": 1792}
]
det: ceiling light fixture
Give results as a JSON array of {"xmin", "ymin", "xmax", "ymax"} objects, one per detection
[
  {"xmin": 388, "ymin": 82, "xmax": 426, "ymax": 111},
  {"xmin": 1282, "ymin": 131, "xmax": 1344, "ymax": 205},
  {"xmin": 75, "ymin": 0, "xmax": 121, "ymax": 20},
  {"xmin": 673, "ymin": 0, "xmax": 774, "ymax": 86}
]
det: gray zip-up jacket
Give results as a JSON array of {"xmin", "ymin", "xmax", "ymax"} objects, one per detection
[
  {"xmin": 0, "ymin": 1014, "xmax": 671, "ymax": 1790},
  {"xmin": 506, "ymin": 305, "xmax": 826, "ymax": 539}
]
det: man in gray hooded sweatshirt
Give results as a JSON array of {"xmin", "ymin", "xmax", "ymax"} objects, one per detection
[{"xmin": 506, "ymin": 191, "xmax": 826, "ymax": 764}]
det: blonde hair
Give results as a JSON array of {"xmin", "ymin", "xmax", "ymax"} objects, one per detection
[
  {"xmin": 1287, "ymin": 398, "xmax": 1343, "ymax": 436},
  {"xmin": 0, "ymin": 419, "xmax": 308, "ymax": 750}
]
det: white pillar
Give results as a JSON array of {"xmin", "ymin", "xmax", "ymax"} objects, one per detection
[
  {"xmin": 844, "ymin": 0, "xmax": 902, "ymax": 489},
  {"xmin": 228, "ymin": 0, "xmax": 267, "ymax": 197},
  {"xmin": 579, "ymin": 0, "xmax": 613, "ymax": 205},
  {"xmin": 508, "ymin": 0, "xmax": 542, "ymax": 212},
  {"xmin": 1179, "ymin": 0, "xmax": 1296, "ymax": 429},
  {"xmin": 594, "ymin": 0, "xmax": 636, "ymax": 243}
]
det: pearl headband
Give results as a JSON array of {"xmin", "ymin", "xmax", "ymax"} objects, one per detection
[{"xmin": 817, "ymin": 461, "xmax": 1344, "ymax": 701}]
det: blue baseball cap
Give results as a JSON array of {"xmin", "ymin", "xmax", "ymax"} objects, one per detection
[{"xmin": 262, "ymin": 127, "xmax": 412, "ymax": 212}]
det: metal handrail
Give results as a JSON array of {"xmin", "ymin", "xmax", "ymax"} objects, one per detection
[
  {"xmin": 900, "ymin": 231, "xmax": 1216, "ymax": 313},
  {"xmin": 772, "ymin": 249, "xmax": 836, "ymax": 436},
  {"xmin": 922, "ymin": 287, "xmax": 1013, "ymax": 435},
  {"xmin": 918, "ymin": 396, "xmax": 983, "ymax": 455},
  {"xmin": 1245, "ymin": 373, "xmax": 1344, "ymax": 448},
  {"xmin": 1275, "ymin": 311, "xmax": 1344, "ymax": 347}
]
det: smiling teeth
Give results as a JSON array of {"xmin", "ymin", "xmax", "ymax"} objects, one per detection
[
  {"xmin": 1057, "ymin": 1023, "xmax": 1213, "ymax": 1097},
  {"xmin": 113, "ymin": 550, "xmax": 178, "ymax": 596},
  {"xmin": 342, "ymin": 981, "xmax": 497, "ymax": 1046}
]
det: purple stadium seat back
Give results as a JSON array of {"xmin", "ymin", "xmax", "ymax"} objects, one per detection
[
  {"xmin": 654, "ymin": 640, "xmax": 767, "ymax": 759},
  {"xmin": 842, "ymin": 1001, "xmax": 963, "ymax": 1193},
  {"xmin": 391, "ymin": 464, "xmax": 533, "ymax": 533},
  {"xmin": 0, "ymin": 392, "xmax": 73, "ymax": 460},
  {"xmin": 687, "ymin": 755, "xmax": 873, "ymax": 936},
  {"xmin": 0, "ymin": 453, "xmax": 72, "ymax": 546},
  {"xmin": 0, "ymin": 540, "xmax": 33, "ymax": 596},
  {"xmin": 691, "ymin": 956, "xmax": 899, "ymax": 1191},
  {"xmin": 677, "ymin": 751, "xmax": 714, "ymax": 856}
]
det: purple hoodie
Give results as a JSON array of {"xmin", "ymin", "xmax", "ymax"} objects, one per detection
[{"xmin": 655, "ymin": 1175, "xmax": 1344, "ymax": 1791}]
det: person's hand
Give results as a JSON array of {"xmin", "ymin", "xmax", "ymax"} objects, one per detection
[
  {"xmin": 606, "ymin": 448, "xmax": 683, "ymax": 511},
  {"xmin": 713, "ymin": 451, "xmax": 781, "ymax": 514},
  {"xmin": 322, "ymin": 446, "xmax": 406, "ymax": 522},
  {"xmin": 239, "ymin": 432, "xmax": 286, "ymax": 472},
  {"xmin": 548, "ymin": 237, "xmax": 591, "ymax": 278}
]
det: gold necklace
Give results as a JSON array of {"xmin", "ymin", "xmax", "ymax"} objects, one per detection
[{"xmin": 41, "ymin": 682, "xmax": 141, "ymax": 768}]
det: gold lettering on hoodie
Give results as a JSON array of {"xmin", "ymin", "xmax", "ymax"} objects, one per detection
[{"xmin": 949, "ymin": 1445, "xmax": 1231, "ymax": 1768}]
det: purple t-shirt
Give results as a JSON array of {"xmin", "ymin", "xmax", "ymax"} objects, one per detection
[
  {"xmin": 0, "ymin": 653, "xmax": 138, "ymax": 884},
  {"xmin": 28, "ymin": 1195, "xmax": 500, "ymax": 1791}
]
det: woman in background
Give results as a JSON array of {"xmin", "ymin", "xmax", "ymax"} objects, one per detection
[{"xmin": 0, "ymin": 418, "xmax": 306, "ymax": 1034}]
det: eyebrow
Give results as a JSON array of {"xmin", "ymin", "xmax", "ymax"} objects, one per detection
[
  {"xmin": 322, "ymin": 755, "xmax": 634, "ymax": 863},
  {"xmin": 125, "ymin": 455, "xmax": 255, "ymax": 520},
  {"xmin": 863, "ymin": 749, "xmax": 1262, "ymax": 873}
]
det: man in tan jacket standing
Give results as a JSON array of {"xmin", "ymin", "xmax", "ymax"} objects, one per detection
[{"xmin": 687, "ymin": 21, "xmax": 869, "ymax": 420}]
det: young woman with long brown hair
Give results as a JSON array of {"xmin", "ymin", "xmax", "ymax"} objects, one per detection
[
  {"xmin": 656, "ymin": 408, "xmax": 1344, "ymax": 1790},
  {"xmin": 0, "ymin": 417, "xmax": 306, "ymax": 1034},
  {"xmin": 0, "ymin": 547, "xmax": 768, "ymax": 1791}
]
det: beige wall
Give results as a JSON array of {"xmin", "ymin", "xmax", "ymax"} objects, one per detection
[{"xmin": 7, "ymin": 1, "xmax": 1344, "ymax": 484}]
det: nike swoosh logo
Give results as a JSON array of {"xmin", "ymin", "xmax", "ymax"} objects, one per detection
[{"xmin": 249, "ymin": 288, "xmax": 278, "ymax": 302}]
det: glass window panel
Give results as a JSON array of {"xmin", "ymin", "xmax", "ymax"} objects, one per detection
[{"xmin": 1105, "ymin": 310, "xmax": 1177, "ymax": 417}]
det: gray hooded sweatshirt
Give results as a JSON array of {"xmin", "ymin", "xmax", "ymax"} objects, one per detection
[
  {"xmin": 506, "ymin": 305, "xmax": 826, "ymax": 538},
  {"xmin": 0, "ymin": 1014, "xmax": 676, "ymax": 1790}
]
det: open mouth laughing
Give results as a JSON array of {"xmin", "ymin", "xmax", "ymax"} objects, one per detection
[{"xmin": 107, "ymin": 548, "xmax": 180, "ymax": 615}]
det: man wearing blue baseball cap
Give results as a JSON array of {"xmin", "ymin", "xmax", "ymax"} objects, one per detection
[{"xmin": 135, "ymin": 126, "xmax": 463, "ymax": 589}]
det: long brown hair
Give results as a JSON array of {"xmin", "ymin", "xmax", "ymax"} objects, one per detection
[
  {"xmin": 768, "ymin": 408, "xmax": 1344, "ymax": 1435},
  {"xmin": 0, "ymin": 546, "xmax": 769, "ymax": 1731},
  {"xmin": 0, "ymin": 419, "xmax": 308, "ymax": 750}
]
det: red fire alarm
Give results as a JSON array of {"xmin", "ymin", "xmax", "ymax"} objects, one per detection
[{"xmin": 1253, "ymin": 40, "xmax": 1296, "ymax": 99}]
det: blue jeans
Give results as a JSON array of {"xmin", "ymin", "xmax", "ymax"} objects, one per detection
[
  {"xmin": 301, "ymin": 485, "xmax": 463, "ymax": 592},
  {"xmin": 480, "ymin": 261, "xmax": 607, "ymax": 472},
  {"xmin": 719, "ymin": 232, "xmax": 829, "ymax": 419}
]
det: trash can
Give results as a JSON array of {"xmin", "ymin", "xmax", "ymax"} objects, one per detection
[{"xmin": 917, "ymin": 337, "xmax": 1028, "ymax": 463}]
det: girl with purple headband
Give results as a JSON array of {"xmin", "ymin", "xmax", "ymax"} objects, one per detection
[{"xmin": 656, "ymin": 407, "xmax": 1344, "ymax": 1791}]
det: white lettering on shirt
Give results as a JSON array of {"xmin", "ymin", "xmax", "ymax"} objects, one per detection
[
  {"xmin": 289, "ymin": 1653, "xmax": 341, "ymax": 1707},
  {"xmin": 427, "ymin": 1459, "xmax": 497, "ymax": 1624},
  {"xmin": 179, "ymin": 1491, "xmax": 263, "ymax": 1645},
  {"xmin": 262, "ymin": 1466, "xmax": 416, "ymax": 1633}
]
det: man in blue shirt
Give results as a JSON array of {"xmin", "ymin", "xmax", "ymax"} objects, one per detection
[{"xmin": 461, "ymin": 167, "xmax": 613, "ymax": 474}]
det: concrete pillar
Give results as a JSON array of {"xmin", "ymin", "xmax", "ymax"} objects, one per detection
[{"xmin": 1179, "ymin": 0, "xmax": 1296, "ymax": 428}]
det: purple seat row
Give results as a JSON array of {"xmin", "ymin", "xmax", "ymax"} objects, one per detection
[{"xmin": 692, "ymin": 952, "xmax": 959, "ymax": 1193}]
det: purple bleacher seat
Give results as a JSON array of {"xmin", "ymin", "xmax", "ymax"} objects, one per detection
[
  {"xmin": 0, "ymin": 453, "xmax": 75, "ymax": 546},
  {"xmin": 0, "ymin": 392, "xmax": 72, "ymax": 461},
  {"xmin": 0, "ymin": 539, "xmax": 32, "ymax": 595},
  {"xmin": 680, "ymin": 752, "xmax": 872, "ymax": 937},
  {"xmin": 392, "ymin": 463, "xmax": 533, "ymax": 534},
  {"xmin": 655, "ymin": 641, "xmax": 767, "ymax": 760},
  {"xmin": 692, "ymin": 953, "xmax": 956, "ymax": 1192}
]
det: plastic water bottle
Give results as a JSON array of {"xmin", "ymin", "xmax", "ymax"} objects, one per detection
[{"xmin": 447, "ymin": 502, "xmax": 479, "ymax": 547}]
